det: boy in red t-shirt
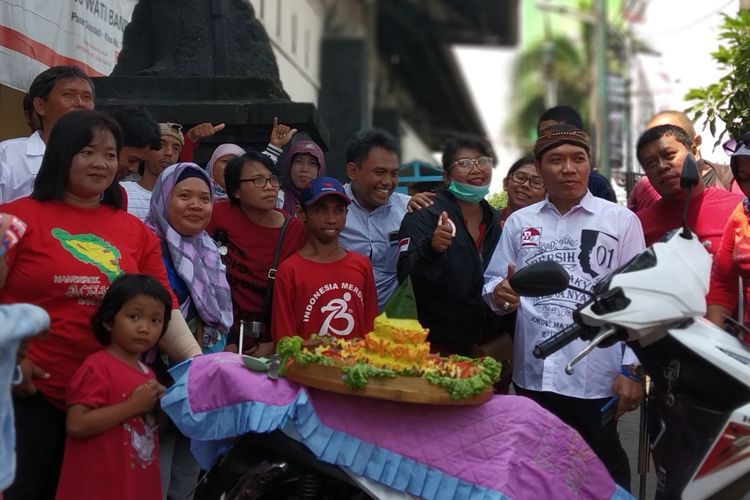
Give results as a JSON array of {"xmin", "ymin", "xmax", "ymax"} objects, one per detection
[{"xmin": 271, "ymin": 177, "xmax": 377, "ymax": 341}]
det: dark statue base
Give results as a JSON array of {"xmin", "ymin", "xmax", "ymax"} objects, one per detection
[{"xmin": 93, "ymin": 76, "xmax": 329, "ymax": 165}]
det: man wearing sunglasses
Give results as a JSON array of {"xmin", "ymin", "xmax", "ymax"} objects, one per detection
[
  {"xmin": 629, "ymin": 110, "xmax": 743, "ymax": 213},
  {"xmin": 635, "ymin": 124, "xmax": 742, "ymax": 252}
]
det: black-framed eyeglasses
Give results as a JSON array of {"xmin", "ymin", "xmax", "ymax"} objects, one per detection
[
  {"xmin": 239, "ymin": 175, "xmax": 282, "ymax": 188},
  {"xmin": 509, "ymin": 171, "xmax": 545, "ymax": 190},
  {"xmin": 450, "ymin": 156, "xmax": 493, "ymax": 171},
  {"xmin": 723, "ymin": 131, "xmax": 750, "ymax": 155}
]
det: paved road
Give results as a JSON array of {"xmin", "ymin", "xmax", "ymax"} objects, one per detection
[{"xmin": 618, "ymin": 408, "xmax": 656, "ymax": 499}]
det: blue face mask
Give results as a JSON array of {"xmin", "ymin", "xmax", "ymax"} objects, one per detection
[{"xmin": 448, "ymin": 180, "xmax": 490, "ymax": 203}]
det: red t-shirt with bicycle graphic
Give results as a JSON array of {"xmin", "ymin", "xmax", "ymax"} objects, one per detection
[{"xmin": 271, "ymin": 251, "xmax": 377, "ymax": 341}]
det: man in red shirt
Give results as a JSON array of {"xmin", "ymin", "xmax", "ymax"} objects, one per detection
[
  {"xmin": 629, "ymin": 110, "xmax": 741, "ymax": 212},
  {"xmin": 272, "ymin": 177, "xmax": 377, "ymax": 341},
  {"xmin": 635, "ymin": 124, "xmax": 742, "ymax": 253}
]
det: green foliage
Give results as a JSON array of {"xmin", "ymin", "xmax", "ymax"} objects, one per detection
[
  {"xmin": 383, "ymin": 277, "xmax": 418, "ymax": 319},
  {"xmin": 488, "ymin": 191, "xmax": 508, "ymax": 210},
  {"xmin": 507, "ymin": 35, "xmax": 590, "ymax": 150},
  {"xmin": 686, "ymin": 11, "xmax": 750, "ymax": 146}
]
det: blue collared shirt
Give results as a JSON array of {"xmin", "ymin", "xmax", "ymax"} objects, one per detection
[{"xmin": 340, "ymin": 183, "xmax": 409, "ymax": 311}]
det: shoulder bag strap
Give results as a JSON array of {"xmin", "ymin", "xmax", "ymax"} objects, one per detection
[{"xmin": 261, "ymin": 216, "xmax": 291, "ymax": 327}]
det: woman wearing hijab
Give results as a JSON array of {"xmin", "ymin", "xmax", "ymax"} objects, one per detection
[
  {"xmin": 145, "ymin": 162, "xmax": 233, "ymax": 498},
  {"xmin": 206, "ymin": 143, "xmax": 246, "ymax": 198},
  {"xmin": 278, "ymin": 140, "xmax": 326, "ymax": 215}
]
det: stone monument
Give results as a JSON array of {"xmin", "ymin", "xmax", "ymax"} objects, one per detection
[{"xmin": 94, "ymin": 0, "xmax": 328, "ymax": 163}]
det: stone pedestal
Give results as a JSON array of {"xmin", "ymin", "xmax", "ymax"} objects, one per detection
[{"xmin": 94, "ymin": 76, "xmax": 329, "ymax": 165}]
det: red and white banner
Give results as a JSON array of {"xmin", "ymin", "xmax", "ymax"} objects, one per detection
[{"xmin": 0, "ymin": 0, "xmax": 136, "ymax": 91}]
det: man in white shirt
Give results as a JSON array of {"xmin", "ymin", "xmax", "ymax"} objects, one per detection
[
  {"xmin": 483, "ymin": 124, "xmax": 644, "ymax": 491},
  {"xmin": 0, "ymin": 66, "xmax": 95, "ymax": 203},
  {"xmin": 339, "ymin": 129, "xmax": 409, "ymax": 311},
  {"xmin": 122, "ymin": 122, "xmax": 185, "ymax": 221}
]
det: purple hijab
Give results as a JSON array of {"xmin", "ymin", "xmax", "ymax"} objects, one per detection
[
  {"xmin": 207, "ymin": 143, "xmax": 246, "ymax": 198},
  {"xmin": 281, "ymin": 140, "xmax": 326, "ymax": 215},
  {"xmin": 146, "ymin": 163, "xmax": 233, "ymax": 347}
]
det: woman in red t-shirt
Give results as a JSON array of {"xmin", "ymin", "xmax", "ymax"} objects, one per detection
[
  {"xmin": 207, "ymin": 151, "xmax": 306, "ymax": 356},
  {"xmin": 708, "ymin": 142, "xmax": 750, "ymax": 328},
  {"xmin": 1, "ymin": 110, "xmax": 201, "ymax": 499}
]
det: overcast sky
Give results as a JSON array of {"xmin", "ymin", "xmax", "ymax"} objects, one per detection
[{"xmin": 454, "ymin": 0, "xmax": 739, "ymax": 194}]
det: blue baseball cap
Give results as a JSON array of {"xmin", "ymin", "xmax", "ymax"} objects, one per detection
[{"xmin": 300, "ymin": 176, "xmax": 351, "ymax": 207}]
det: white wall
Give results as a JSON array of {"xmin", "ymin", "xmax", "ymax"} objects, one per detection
[
  {"xmin": 631, "ymin": 1, "xmax": 739, "ymax": 163},
  {"xmin": 400, "ymin": 120, "xmax": 436, "ymax": 164},
  {"xmin": 248, "ymin": 0, "xmax": 324, "ymax": 103}
]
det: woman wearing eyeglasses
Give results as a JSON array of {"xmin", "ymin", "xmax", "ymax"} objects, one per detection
[
  {"xmin": 206, "ymin": 152, "xmax": 306, "ymax": 355},
  {"xmin": 398, "ymin": 134, "xmax": 506, "ymax": 359},
  {"xmin": 501, "ymin": 155, "xmax": 547, "ymax": 225}
]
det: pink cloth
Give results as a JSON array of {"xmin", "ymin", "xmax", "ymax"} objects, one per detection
[{"xmin": 181, "ymin": 353, "xmax": 618, "ymax": 499}]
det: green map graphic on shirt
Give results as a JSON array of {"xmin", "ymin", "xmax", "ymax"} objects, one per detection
[{"xmin": 51, "ymin": 228, "xmax": 123, "ymax": 283}]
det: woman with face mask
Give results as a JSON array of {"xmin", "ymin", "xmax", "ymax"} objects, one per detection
[{"xmin": 397, "ymin": 134, "xmax": 504, "ymax": 357}]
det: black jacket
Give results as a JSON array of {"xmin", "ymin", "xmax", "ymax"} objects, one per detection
[{"xmin": 397, "ymin": 190, "xmax": 504, "ymax": 347}]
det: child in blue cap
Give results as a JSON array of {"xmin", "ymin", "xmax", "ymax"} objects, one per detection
[{"xmin": 271, "ymin": 177, "xmax": 377, "ymax": 342}]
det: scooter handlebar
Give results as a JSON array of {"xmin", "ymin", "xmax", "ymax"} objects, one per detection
[{"xmin": 532, "ymin": 322, "xmax": 583, "ymax": 359}]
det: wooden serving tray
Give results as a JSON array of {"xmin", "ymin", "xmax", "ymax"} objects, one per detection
[{"xmin": 285, "ymin": 361, "xmax": 493, "ymax": 406}]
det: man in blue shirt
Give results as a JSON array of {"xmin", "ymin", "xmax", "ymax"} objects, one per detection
[{"xmin": 339, "ymin": 129, "xmax": 409, "ymax": 311}]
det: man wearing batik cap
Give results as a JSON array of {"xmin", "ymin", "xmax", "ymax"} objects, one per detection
[
  {"xmin": 482, "ymin": 123, "xmax": 645, "ymax": 491},
  {"xmin": 271, "ymin": 176, "xmax": 378, "ymax": 343},
  {"xmin": 635, "ymin": 124, "xmax": 742, "ymax": 252},
  {"xmin": 122, "ymin": 122, "xmax": 185, "ymax": 220}
]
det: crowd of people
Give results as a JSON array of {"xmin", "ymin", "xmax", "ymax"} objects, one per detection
[{"xmin": 1, "ymin": 63, "xmax": 749, "ymax": 499}]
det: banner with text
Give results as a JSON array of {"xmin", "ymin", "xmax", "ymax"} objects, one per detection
[{"xmin": 0, "ymin": 0, "xmax": 136, "ymax": 91}]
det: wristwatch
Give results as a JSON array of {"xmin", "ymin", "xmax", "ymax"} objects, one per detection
[{"xmin": 620, "ymin": 363, "xmax": 644, "ymax": 382}]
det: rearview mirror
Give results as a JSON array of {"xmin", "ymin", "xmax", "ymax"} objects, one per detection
[
  {"xmin": 508, "ymin": 261, "xmax": 570, "ymax": 297},
  {"xmin": 680, "ymin": 153, "xmax": 699, "ymax": 189}
]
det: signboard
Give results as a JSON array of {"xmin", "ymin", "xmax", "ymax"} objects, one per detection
[{"xmin": 0, "ymin": 0, "xmax": 136, "ymax": 91}]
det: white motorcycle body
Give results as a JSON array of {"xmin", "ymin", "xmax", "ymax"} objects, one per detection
[{"xmin": 573, "ymin": 231, "xmax": 750, "ymax": 499}]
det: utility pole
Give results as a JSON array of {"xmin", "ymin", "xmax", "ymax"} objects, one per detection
[
  {"xmin": 543, "ymin": 12, "xmax": 557, "ymax": 109},
  {"xmin": 595, "ymin": 0, "xmax": 609, "ymax": 178}
]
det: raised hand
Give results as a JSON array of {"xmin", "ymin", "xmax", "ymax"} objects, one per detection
[
  {"xmin": 269, "ymin": 117, "xmax": 298, "ymax": 148},
  {"xmin": 186, "ymin": 122, "xmax": 226, "ymax": 143},
  {"xmin": 431, "ymin": 211, "xmax": 455, "ymax": 253}
]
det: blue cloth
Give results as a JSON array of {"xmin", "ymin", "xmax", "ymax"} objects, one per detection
[
  {"xmin": 0, "ymin": 304, "xmax": 50, "ymax": 491},
  {"xmin": 588, "ymin": 171, "xmax": 617, "ymax": 203},
  {"xmin": 339, "ymin": 184, "xmax": 409, "ymax": 311},
  {"xmin": 162, "ymin": 355, "xmax": 634, "ymax": 500},
  {"xmin": 161, "ymin": 241, "xmax": 225, "ymax": 354}
]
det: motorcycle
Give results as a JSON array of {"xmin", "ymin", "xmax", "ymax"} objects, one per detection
[
  {"xmin": 510, "ymin": 156, "xmax": 750, "ymax": 499},
  {"xmin": 193, "ymin": 430, "xmax": 379, "ymax": 499}
]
